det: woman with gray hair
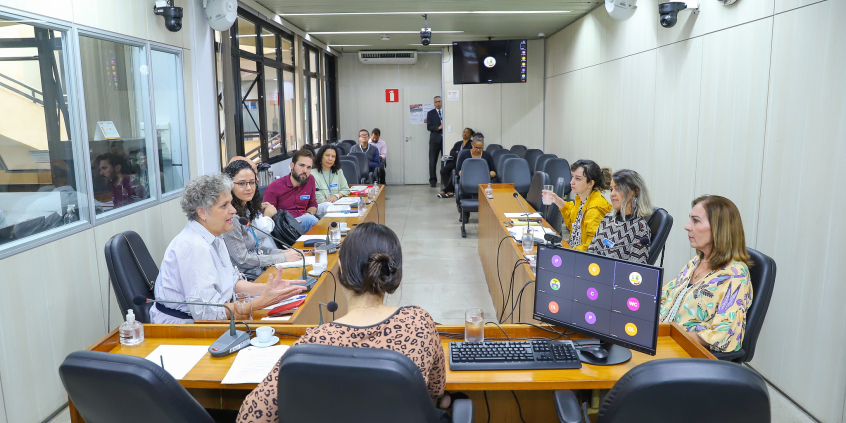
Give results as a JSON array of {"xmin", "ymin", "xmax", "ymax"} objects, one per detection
[
  {"xmin": 150, "ymin": 173, "xmax": 306, "ymax": 324},
  {"xmin": 586, "ymin": 169, "xmax": 653, "ymax": 263}
]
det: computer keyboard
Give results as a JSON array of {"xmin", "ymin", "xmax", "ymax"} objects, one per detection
[{"xmin": 449, "ymin": 340, "xmax": 582, "ymax": 370}]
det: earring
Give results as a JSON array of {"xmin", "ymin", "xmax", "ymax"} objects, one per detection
[{"xmin": 203, "ymin": 218, "xmax": 207, "ymax": 222}]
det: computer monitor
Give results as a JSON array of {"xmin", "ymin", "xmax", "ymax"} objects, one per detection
[{"xmin": 533, "ymin": 245, "xmax": 663, "ymax": 365}]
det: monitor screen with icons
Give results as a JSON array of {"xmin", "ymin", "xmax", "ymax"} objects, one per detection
[
  {"xmin": 452, "ymin": 40, "xmax": 527, "ymax": 84},
  {"xmin": 533, "ymin": 245, "xmax": 664, "ymax": 356}
]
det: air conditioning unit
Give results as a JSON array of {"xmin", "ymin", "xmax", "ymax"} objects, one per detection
[{"xmin": 358, "ymin": 51, "xmax": 418, "ymax": 65}]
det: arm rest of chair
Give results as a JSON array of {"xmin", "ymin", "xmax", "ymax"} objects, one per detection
[
  {"xmin": 554, "ymin": 390, "xmax": 583, "ymax": 423},
  {"xmin": 451, "ymin": 398, "xmax": 474, "ymax": 423},
  {"xmin": 711, "ymin": 349, "xmax": 745, "ymax": 362}
]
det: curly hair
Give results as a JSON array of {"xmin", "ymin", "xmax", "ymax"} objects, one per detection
[
  {"xmin": 180, "ymin": 173, "xmax": 233, "ymax": 221},
  {"xmin": 315, "ymin": 144, "xmax": 342, "ymax": 173},
  {"xmin": 223, "ymin": 160, "xmax": 261, "ymax": 219}
]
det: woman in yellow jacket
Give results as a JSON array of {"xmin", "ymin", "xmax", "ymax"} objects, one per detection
[{"xmin": 544, "ymin": 159, "xmax": 613, "ymax": 250}]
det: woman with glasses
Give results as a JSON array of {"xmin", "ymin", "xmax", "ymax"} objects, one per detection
[{"xmin": 220, "ymin": 160, "xmax": 301, "ymax": 280}]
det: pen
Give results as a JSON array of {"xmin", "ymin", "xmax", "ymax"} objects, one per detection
[{"xmin": 160, "ymin": 355, "xmax": 165, "ymax": 371}]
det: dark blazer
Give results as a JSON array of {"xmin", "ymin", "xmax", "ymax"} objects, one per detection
[{"xmin": 427, "ymin": 108, "xmax": 443, "ymax": 144}]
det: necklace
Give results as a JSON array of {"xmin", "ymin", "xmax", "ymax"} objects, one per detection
[{"xmin": 692, "ymin": 258, "xmax": 711, "ymax": 281}]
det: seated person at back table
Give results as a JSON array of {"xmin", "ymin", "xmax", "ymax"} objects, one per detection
[
  {"xmin": 369, "ymin": 128, "xmax": 388, "ymax": 185},
  {"xmin": 350, "ymin": 129, "xmax": 381, "ymax": 177},
  {"xmin": 456, "ymin": 133, "xmax": 496, "ymax": 179},
  {"xmin": 660, "ymin": 195, "xmax": 753, "ymax": 352},
  {"xmin": 237, "ymin": 222, "xmax": 446, "ymax": 423},
  {"xmin": 262, "ymin": 147, "xmax": 320, "ymax": 232},
  {"xmin": 97, "ymin": 153, "xmax": 146, "ymax": 208},
  {"xmin": 546, "ymin": 159, "xmax": 612, "ymax": 251},
  {"xmin": 313, "ymin": 144, "xmax": 351, "ymax": 204},
  {"xmin": 220, "ymin": 160, "xmax": 301, "ymax": 280},
  {"xmin": 585, "ymin": 169, "xmax": 653, "ymax": 264},
  {"xmin": 151, "ymin": 174, "xmax": 306, "ymax": 324},
  {"xmin": 438, "ymin": 127, "xmax": 475, "ymax": 198}
]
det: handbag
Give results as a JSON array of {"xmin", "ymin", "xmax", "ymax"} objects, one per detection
[{"xmin": 270, "ymin": 210, "xmax": 306, "ymax": 247}]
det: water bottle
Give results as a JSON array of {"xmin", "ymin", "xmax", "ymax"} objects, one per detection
[
  {"xmin": 63, "ymin": 205, "xmax": 79, "ymax": 225},
  {"xmin": 358, "ymin": 196, "xmax": 366, "ymax": 216},
  {"xmin": 485, "ymin": 183, "xmax": 494, "ymax": 199},
  {"xmin": 119, "ymin": 309, "xmax": 144, "ymax": 346}
]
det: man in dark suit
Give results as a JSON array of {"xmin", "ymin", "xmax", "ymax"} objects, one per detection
[{"xmin": 426, "ymin": 95, "xmax": 443, "ymax": 187}]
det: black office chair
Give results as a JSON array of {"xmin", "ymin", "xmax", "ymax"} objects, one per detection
[
  {"xmin": 525, "ymin": 171, "xmax": 549, "ymax": 212},
  {"xmin": 554, "ymin": 359, "xmax": 769, "ymax": 423},
  {"xmin": 509, "ymin": 144, "xmax": 528, "ymax": 158},
  {"xmin": 545, "ymin": 176, "xmax": 568, "ymax": 233},
  {"xmin": 495, "ymin": 153, "xmax": 519, "ymax": 179},
  {"xmin": 535, "ymin": 154, "xmax": 557, "ymax": 175},
  {"xmin": 524, "ymin": 149, "xmax": 544, "ymax": 174},
  {"xmin": 501, "ymin": 158, "xmax": 532, "ymax": 198},
  {"xmin": 340, "ymin": 159, "xmax": 360, "ymax": 188},
  {"xmin": 458, "ymin": 158, "xmax": 491, "ymax": 238},
  {"xmin": 646, "ymin": 208, "xmax": 673, "ymax": 266},
  {"xmin": 543, "ymin": 158, "xmax": 572, "ymax": 199},
  {"xmin": 348, "ymin": 152, "xmax": 374, "ymax": 184},
  {"xmin": 104, "ymin": 231, "xmax": 158, "ymax": 323},
  {"xmin": 335, "ymin": 143, "xmax": 349, "ymax": 156},
  {"xmin": 712, "ymin": 248, "xmax": 777, "ymax": 363},
  {"xmin": 60, "ymin": 350, "xmax": 234, "ymax": 423},
  {"xmin": 490, "ymin": 149, "xmax": 510, "ymax": 171},
  {"xmin": 340, "ymin": 139, "xmax": 356, "ymax": 150},
  {"xmin": 453, "ymin": 149, "xmax": 474, "ymax": 210},
  {"xmin": 277, "ymin": 344, "xmax": 473, "ymax": 423},
  {"xmin": 485, "ymin": 143, "xmax": 502, "ymax": 153},
  {"xmin": 258, "ymin": 184, "xmax": 268, "ymax": 200}
]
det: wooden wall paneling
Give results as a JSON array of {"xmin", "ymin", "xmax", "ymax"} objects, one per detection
[{"xmin": 752, "ymin": 1, "xmax": 846, "ymax": 421}]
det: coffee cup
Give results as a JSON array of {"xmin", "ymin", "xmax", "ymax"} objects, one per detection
[
  {"xmin": 312, "ymin": 263, "xmax": 326, "ymax": 274},
  {"xmin": 339, "ymin": 222, "xmax": 349, "ymax": 231},
  {"xmin": 256, "ymin": 326, "xmax": 275, "ymax": 343}
]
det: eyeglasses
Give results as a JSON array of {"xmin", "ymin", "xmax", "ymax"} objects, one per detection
[{"xmin": 234, "ymin": 181, "xmax": 258, "ymax": 188}]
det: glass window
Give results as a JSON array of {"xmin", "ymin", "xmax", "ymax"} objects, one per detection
[
  {"xmin": 78, "ymin": 36, "xmax": 153, "ymax": 214},
  {"xmin": 280, "ymin": 36, "xmax": 293, "ymax": 66},
  {"xmin": 282, "ymin": 69, "xmax": 296, "ymax": 153},
  {"xmin": 150, "ymin": 50, "xmax": 187, "ymax": 193},
  {"xmin": 264, "ymin": 65, "xmax": 281, "ymax": 159},
  {"xmin": 310, "ymin": 77, "xmax": 320, "ymax": 144},
  {"xmin": 0, "ymin": 19, "xmax": 88, "ymax": 247},
  {"xmin": 239, "ymin": 58, "xmax": 262, "ymax": 162},
  {"xmin": 309, "ymin": 50, "xmax": 318, "ymax": 72},
  {"xmin": 262, "ymin": 29, "xmax": 276, "ymax": 61},
  {"xmin": 237, "ymin": 17, "xmax": 256, "ymax": 55}
]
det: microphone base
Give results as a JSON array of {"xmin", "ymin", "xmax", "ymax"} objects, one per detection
[
  {"xmin": 299, "ymin": 275, "xmax": 319, "ymax": 291},
  {"xmin": 208, "ymin": 329, "xmax": 251, "ymax": 357}
]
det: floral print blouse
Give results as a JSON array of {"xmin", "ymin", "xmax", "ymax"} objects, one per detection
[{"xmin": 659, "ymin": 257, "xmax": 753, "ymax": 352}]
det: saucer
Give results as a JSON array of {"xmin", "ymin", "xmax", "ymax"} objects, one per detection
[
  {"xmin": 308, "ymin": 269, "xmax": 324, "ymax": 276},
  {"xmin": 250, "ymin": 336, "xmax": 279, "ymax": 348}
]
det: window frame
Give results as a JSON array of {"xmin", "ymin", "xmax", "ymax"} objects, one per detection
[
  {"xmin": 0, "ymin": 7, "xmax": 191, "ymax": 260},
  {"xmin": 303, "ymin": 43, "xmax": 321, "ymax": 145}
]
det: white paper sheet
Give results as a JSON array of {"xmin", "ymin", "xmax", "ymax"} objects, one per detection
[
  {"xmin": 261, "ymin": 316, "xmax": 292, "ymax": 321},
  {"xmin": 349, "ymin": 185, "xmax": 369, "ymax": 191},
  {"xmin": 326, "ymin": 205, "xmax": 351, "ymax": 212},
  {"xmin": 323, "ymin": 212, "xmax": 356, "ymax": 217},
  {"xmin": 145, "ymin": 345, "xmax": 209, "ymax": 380},
  {"xmin": 275, "ymin": 256, "xmax": 316, "ymax": 269},
  {"xmin": 508, "ymin": 226, "xmax": 553, "ymax": 240},
  {"xmin": 221, "ymin": 345, "xmax": 290, "ymax": 384},
  {"xmin": 262, "ymin": 294, "xmax": 307, "ymax": 310},
  {"xmin": 295, "ymin": 234, "xmax": 328, "ymax": 242},
  {"xmin": 334, "ymin": 197, "xmax": 359, "ymax": 205},
  {"xmin": 504, "ymin": 212, "xmax": 542, "ymax": 218}
]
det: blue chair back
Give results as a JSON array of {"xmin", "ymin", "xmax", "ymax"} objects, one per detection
[{"xmin": 524, "ymin": 149, "xmax": 544, "ymax": 173}]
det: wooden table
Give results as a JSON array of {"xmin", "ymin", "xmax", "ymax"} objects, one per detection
[
  {"xmin": 478, "ymin": 184, "xmax": 569, "ymax": 324},
  {"xmin": 71, "ymin": 322, "xmax": 713, "ymax": 423},
  {"xmin": 196, "ymin": 186, "xmax": 385, "ymax": 325}
]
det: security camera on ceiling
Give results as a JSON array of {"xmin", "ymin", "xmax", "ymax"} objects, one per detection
[
  {"xmin": 203, "ymin": 0, "xmax": 238, "ymax": 31},
  {"xmin": 606, "ymin": 0, "xmax": 637, "ymax": 21},
  {"xmin": 658, "ymin": 0, "xmax": 699, "ymax": 28},
  {"xmin": 154, "ymin": 0, "xmax": 183, "ymax": 32},
  {"xmin": 420, "ymin": 14, "xmax": 432, "ymax": 46}
]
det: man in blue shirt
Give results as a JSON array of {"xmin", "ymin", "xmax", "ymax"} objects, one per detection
[{"xmin": 350, "ymin": 129, "xmax": 380, "ymax": 179}]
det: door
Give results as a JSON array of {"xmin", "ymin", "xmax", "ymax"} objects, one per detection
[{"xmin": 402, "ymin": 86, "xmax": 442, "ymax": 184}]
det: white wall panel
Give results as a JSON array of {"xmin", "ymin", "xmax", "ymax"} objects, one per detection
[
  {"xmin": 72, "ymin": 0, "xmax": 148, "ymax": 40},
  {"xmin": 775, "ymin": 0, "xmax": 825, "ymax": 14},
  {"xmin": 694, "ymin": 18, "xmax": 772, "ymax": 247},
  {"xmin": 462, "ymin": 84, "xmax": 502, "ymax": 147},
  {"xmin": 753, "ymin": 1, "xmax": 846, "ymax": 422},
  {"xmin": 0, "ymin": 0, "xmax": 74, "ymax": 21},
  {"xmin": 553, "ymin": 13, "xmax": 601, "ymax": 76}
]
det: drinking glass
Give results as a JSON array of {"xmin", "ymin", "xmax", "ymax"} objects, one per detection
[
  {"xmin": 542, "ymin": 185, "xmax": 554, "ymax": 205},
  {"xmin": 314, "ymin": 242, "xmax": 329, "ymax": 267},
  {"xmin": 522, "ymin": 231, "xmax": 534, "ymax": 253},
  {"xmin": 330, "ymin": 226, "xmax": 342, "ymax": 244},
  {"xmin": 465, "ymin": 308, "xmax": 485, "ymax": 343},
  {"xmin": 367, "ymin": 186, "xmax": 377, "ymax": 201},
  {"xmin": 234, "ymin": 292, "xmax": 252, "ymax": 321}
]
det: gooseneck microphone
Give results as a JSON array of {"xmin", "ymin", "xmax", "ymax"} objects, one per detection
[
  {"xmin": 513, "ymin": 192, "xmax": 535, "ymax": 243},
  {"xmin": 239, "ymin": 216, "xmax": 317, "ymax": 288},
  {"xmin": 318, "ymin": 301, "xmax": 339, "ymax": 325},
  {"xmin": 134, "ymin": 296, "xmax": 251, "ymax": 357},
  {"xmin": 593, "ymin": 236, "xmax": 651, "ymax": 253}
]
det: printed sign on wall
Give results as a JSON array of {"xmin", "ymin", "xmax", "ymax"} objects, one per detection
[{"xmin": 385, "ymin": 89, "xmax": 399, "ymax": 103}]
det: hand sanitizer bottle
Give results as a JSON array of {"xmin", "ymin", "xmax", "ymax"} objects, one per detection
[
  {"xmin": 63, "ymin": 204, "xmax": 79, "ymax": 225},
  {"xmin": 485, "ymin": 183, "xmax": 494, "ymax": 199},
  {"xmin": 119, "ymin": 309, "xmax": 144, "ymax": 346}
]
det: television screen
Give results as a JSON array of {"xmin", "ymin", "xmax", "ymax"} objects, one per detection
[{"xmin": 452, "ymin": 40, "xmax": 527, "ymax": 84}]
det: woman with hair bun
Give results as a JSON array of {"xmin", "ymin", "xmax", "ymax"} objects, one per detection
[
  {"xmin": 545, "ymin": 159, "xmax": 613, "ymax": 251},
  {"xmin": 238, "ymin": 222, "xmax": 446, "ymax": 423}
]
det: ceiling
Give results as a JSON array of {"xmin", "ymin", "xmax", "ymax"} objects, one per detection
[{"xmin": 252, "ymin": 0, "xmax": 602, "ymax": 52}]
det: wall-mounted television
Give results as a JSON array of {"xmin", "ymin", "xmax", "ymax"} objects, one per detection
[{"xmin": 452, "ymin": 40, "xmax": 527, "ymax": 84}]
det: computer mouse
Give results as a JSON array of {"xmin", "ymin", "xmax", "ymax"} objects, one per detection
[{"xmin": 580, "ymin": 346, "xmax": 608, "ymax": 361}]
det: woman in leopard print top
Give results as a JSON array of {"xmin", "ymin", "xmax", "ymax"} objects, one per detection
[{"xmin": 237, "ymin": 223, "xmax": 446, "ymax": 423}]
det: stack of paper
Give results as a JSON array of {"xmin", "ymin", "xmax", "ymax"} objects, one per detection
[
  {"xmin": 326, "ymin": 205, "xmax": 351, "ymax": 212},
  {"xmin": 350, "ymin": 185, "xmax": 369, "ymax": 191},
  {"xmin": 145, "ymin": 345, "xmax": 209, "ymax": 380},
  {"xmin": 334, "ymin": 197, "xmax": 359, "ymax": 205},
  {"xmin": 221, "ymin": 345, "xmax": 290, "ymax": 384},
  {"xmin": 275, "ymin": 256, "xmax": 316, "ymax": 269},
  {"xmin": 508, "ymin": 225, "xmax": 553, "ymax": 241},
  {"xmin": 261, "ymin": 316, "xmax": 292, "ymax": 321}
]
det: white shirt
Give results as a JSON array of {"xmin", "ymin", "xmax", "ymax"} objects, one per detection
[{"xmin": 150, "ymin": 220, "xmax": 239, "ymax": 323}]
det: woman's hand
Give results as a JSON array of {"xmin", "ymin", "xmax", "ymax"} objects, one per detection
[
  {"xmin": 258, "ymin": 270, "xmax": 307, "ymax": 308},
  {"xmin": 284, "ymin": 249, "xmax": 303, "ymax": 262},
  {"xmin": 326, "ymin": 194, "xmax": 339, "ymax": 203},
  {"xmin": 261, "ymin": 202, "xmax": 277, "ymax": 218},
  {"xmin": 543, "ymin": 190, "xmax": 566, "ymax": 208}
]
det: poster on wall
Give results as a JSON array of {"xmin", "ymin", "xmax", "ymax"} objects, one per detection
[
  {"xmin": 409, "ymin": 103, "xmax": 435, "ymax": 125},
  {"xmin": 447, "ymin": 90, "xmax": 459, "ymax": 101}
]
